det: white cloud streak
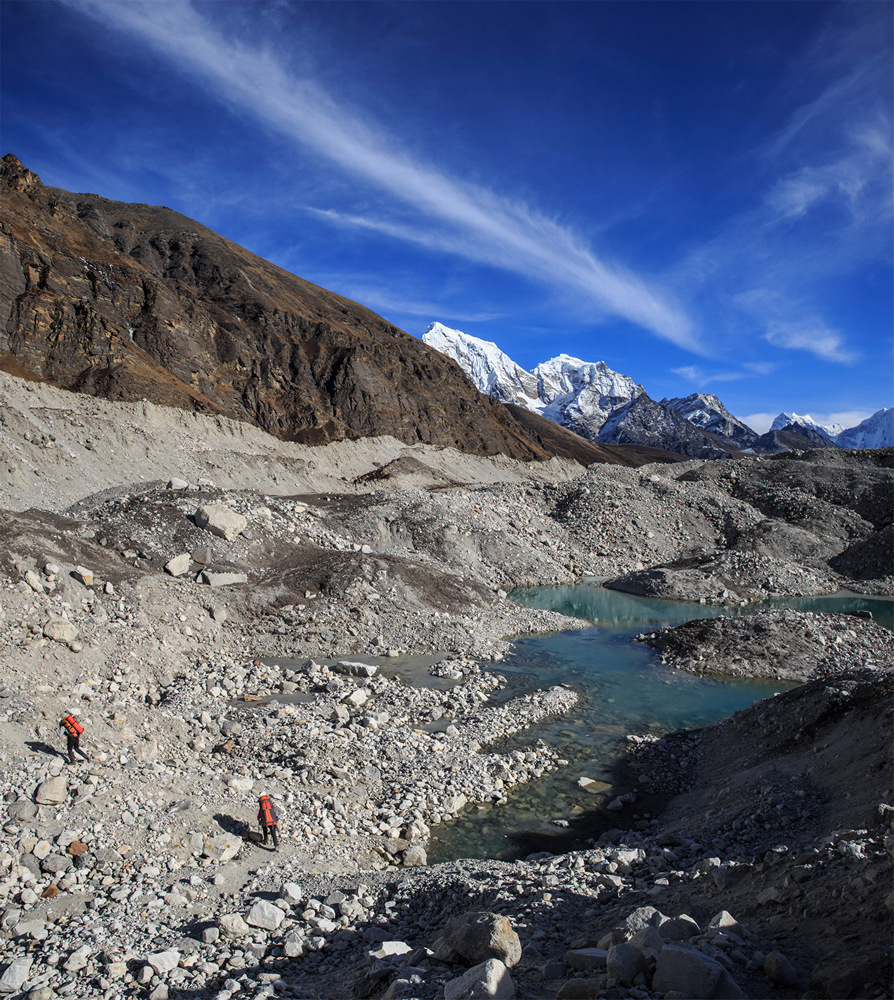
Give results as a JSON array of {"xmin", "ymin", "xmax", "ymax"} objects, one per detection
[
  {"xmin": 763, "ymin": 320, "xmax": 857, "ymax": 364},
  {"xmin": 63, "ymin": 0, "xmax": 698, "ymax": 352},
  {"xmin": 672, "ymin": 360, "xmax": 778, "ymax": 389},
  {"xmin": 672, "ymin": 13, "xmax": 892, "ymax": 366}
]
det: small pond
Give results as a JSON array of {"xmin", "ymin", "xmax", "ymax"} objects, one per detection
[{"xmin": 426, "ymin": 586, "xmax": 892, "ymax": 862}]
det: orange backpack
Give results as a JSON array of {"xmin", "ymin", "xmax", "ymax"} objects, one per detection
[
  {"xmin": 62, "ymin": 715, "xmax": 83, "ymax": 737},
  {"xmin": 258, "ymin": 797, "xmax": 278, "ymax": 826}
]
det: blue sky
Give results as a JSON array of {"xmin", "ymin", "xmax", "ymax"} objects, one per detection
[{"xmin": 2, "ymin": 0, "xmax": 891, "ymax": 433}]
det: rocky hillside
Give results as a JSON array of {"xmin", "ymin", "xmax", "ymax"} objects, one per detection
[{"xmin": 0, "ymin": 154, "xmax": 624, "ymax": 466}]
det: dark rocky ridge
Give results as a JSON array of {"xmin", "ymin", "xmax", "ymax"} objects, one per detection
[
  {"xmin": 753, "ymin": 422, "xmax": 840, "ymax": 454},
  {"xmin": 596, "ymin": 392, "xmax": 743, "ymax": 459},
  {"xmin": 0, "ymin": 154, "xmax": 645, "ymax": 467}
]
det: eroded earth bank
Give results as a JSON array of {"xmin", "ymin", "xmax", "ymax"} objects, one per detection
[{"xmin": 0, "ymin": 372, "xmax": 892, "ymax": 1000}]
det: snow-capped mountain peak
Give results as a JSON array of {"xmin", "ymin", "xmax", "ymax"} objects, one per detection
[
  {"xmin": 770, "ymin": 412, "xmax": 844, "ymax": 439},
  {"xmin": 662, "ymin": 392, "xmax": 758, "ymax": 449},
  {"xmin": 422, "ymin": 322, "xmax": 542, "ymax": 408},
  {"xmin": 421, "ymin": 323, "xmax": 641, "ymax": 438},
  {"xmin": 835, "ymin": 407, "xmax": 894, "ymax": 449},
  {"xmin": 422, "ymin": 322, "xmax": 890, "ymax": 457}
]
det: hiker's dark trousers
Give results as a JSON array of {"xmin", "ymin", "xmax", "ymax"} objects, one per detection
[
  {"xmin": 67, "ymin": 735, "xmax": 89, "ymax": 764},
  {"xmin": 262, "ymin": 824, "xmax": 279, "ymax": 849}
]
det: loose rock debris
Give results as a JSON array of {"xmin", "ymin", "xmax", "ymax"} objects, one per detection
[{"xmin": 0, "ymin": 372, "xmax": 892, "ymax": 999}]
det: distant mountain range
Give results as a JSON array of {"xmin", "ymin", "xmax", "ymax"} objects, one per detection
[{"xmin": 423, "ymin": 322, "xmax": 893, "ymax": 457}]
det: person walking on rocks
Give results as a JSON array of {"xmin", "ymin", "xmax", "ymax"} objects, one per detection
[
  {"xmin": 257, "ymin": 794, "xmax": 279, "ymax": 850},
  {"xmin": 59, "ymin": 713, "xmax": 89, "ymax": 765}
]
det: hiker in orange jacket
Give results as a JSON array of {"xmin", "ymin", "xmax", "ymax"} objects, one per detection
[
  {"xmin": 59, "ymin": 714, "xmax": 89, "ymax": 765},
  {"xmin": 257, "ymin": 794, "xmax": 279, "ymax": 850}
]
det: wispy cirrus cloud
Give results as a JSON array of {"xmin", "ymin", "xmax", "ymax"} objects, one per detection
[
  {"xmin": 672, "ymin": 12, "xmax": 891, "ymax": 366},
  {"xmin": 63, "ymin": 0, "xmax": 698, "ymax": 352},
  {"xmin": 763, "ymin": 321, "xmax": 857, "ymax": 364},
  {"xmin": 672, "ymin": 361, "xmax": 777, "ymax": 389}
]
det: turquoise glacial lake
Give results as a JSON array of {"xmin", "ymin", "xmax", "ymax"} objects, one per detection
[{"xmin": 426, "ymin": 585, "xmax": 892, "ymax": 863}]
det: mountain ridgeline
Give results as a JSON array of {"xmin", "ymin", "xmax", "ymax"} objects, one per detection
[
  {"xmin": 2, "ymin": 154, "xmax": 888, "ymax": 463},
  {"xmin": 422, "ymin": 323, "xmax": 893, "ymax": 458}
]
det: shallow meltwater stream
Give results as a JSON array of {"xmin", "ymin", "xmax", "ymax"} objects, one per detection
[{"xmin": 426, "ymin": 585, "xmax": 892, "ymax": 864}]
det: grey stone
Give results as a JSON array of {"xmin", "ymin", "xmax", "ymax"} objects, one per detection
[
  {"xmin": 443, "ymin": 958, "xmax": 515, "ymax": 1000},
  {"xmin": 164, "ymin": 554, "xmax": 191, "ymax": 577},
  {"xmin": 764, "ymin": 950, "xmax": 800, "ymax": 988},
  {"xmin": 652, "ymin": 944, "xmax": 725, "ymax": 996},
  {"xmin": 34, "ymin": 775, "xmax": 68, "ymax": 805},
  {"xmin": 40, "ymin": 853, "xmax": 73, "ymax": 874},
  {"xmin": 658, "ymin": 914, "xmax": 700, "ymax": 941},
  {"xmin": 283, "ymin": 930, "xmax": 304, "ymax": 958},
  {"xmin": 439, "ymin": 911, "xmax": 522, "ymax": 968},
  {"xmin": 246, "ymin": 900, "xmax": 284, "ymax": 931},
  {"xmin": 0, "ymin": 956, "xmax": 33, "ymax": 993},
  {"xmin": 7, "ymin": 800, "xmax": 38, "ymax": 822},
  {"xmin": 199, "ymin": 571, "xmax": 248, "ymax": 587},
  {"xmin": 563, "ymin": 948, "xmax": 607, "ymax": 972},
  {"xmin": 43, "ymin": 618, "xmax": 79, "ymax": 643},
  {"xmin": 332, "ymin": 660, "xmax": 378, "ymax": 678},
  {"xmin": 147, "ymin": 950, "xmax": 180, "ymax": 975},
  {"xmin": 194, "ymin": 504, "xmax": 247, "ymax": 541},
  {"xmin": 556, "ymin": 982, "xmax": 602, "ymax": 1000},
  {"xmin": 606, "ymin": 941, "xmax": 648, "ymax": 985},
  {"xmin": 402, "ymin": 845, "xmax": 427, "ymax": 867},
  {"xmin": 202, "ymin": 834, "xmax": 241, "ymax": 863},
  {"xmin": 280, "ymin": 882, "xmax": 303, "ymax": 905},
  {"xmin": 72, "ymin": 566, "xmax": 94, "ymax": 586},
  {"xmin": 218, "ymin": 913, "xmax": 251, "ymax": 938},
  {"xmin": 622, "ymin": 905, "xmax": 664, "ymax": 934},
  {"xmin": 192, "ymin": 545, "xmax": 213, "ymax": 565}
]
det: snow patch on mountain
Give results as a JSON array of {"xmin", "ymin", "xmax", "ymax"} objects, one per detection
[
  {"xmin": 770, "ymin": 412, "xmax": 844, "ymax": 439},
  {"xmin": 422, "ymin": 322, "xmax": 544, "ymax": 409},
  {"xmin": 835, "ymin": 407, "xmax": 894, "ymax": 449},
  {"xmin": 422, "ymin": 323, "xmax": 642, "ymax": 438}
]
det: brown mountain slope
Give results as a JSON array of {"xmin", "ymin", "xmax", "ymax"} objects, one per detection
[{"xmin": 0, "ymin": 154, "xmax": 673, "ymax": 466}]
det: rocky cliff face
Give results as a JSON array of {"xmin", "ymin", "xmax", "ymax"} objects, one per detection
[
  {"xmin": 595, "ymin": 393, "xmax": 741, "ymax": 459},
  {"xmin": 752, "ymin": 423, "xmax": 840, "ymax": 454},
  {"xmin": 0, "ymin": 155, "xmax": 606, "ymax": 463},
  {"xmin": 661, "ymin": 392, "xmax": 759, "ymax": 451}
]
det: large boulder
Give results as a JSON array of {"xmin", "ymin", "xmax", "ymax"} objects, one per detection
[
  {"xmin": 43, "ymin": 619, "xmax": 79, "ymax": 644},
  {"xmin": 164, "ymin": 554, "xmax": 191, "ymax": 576},
  {"xmin": 202, "ymin": 834, "xmax": 241, "ymax": 864},
  {"xmin": 652, "ymin": 944, "xmax": 745, "ymax": 998},
  {"xmin": 218, "ymin": 913, "xmax": 251, "ymax": 939},
  {"xmin": 199, "ymin": 571, "xmax": 248, "ymax": 587},
  {"xmin": 146, "ymin": 951, "xmax": 180, "ymax": 975},
  {"xmin": 443, "ymin": 959, "xmax": 515, "ymax": 1000},
  {"xmin": 34, "ymin": 776, "xmax": 68, "ymax": 805},
  {"xmin": 607, "ymin": 941, "xmax": 649, "ymax": 985},
  {"xmin": 246, "ymin": 900, "xmax": 284, "ymax": 931},
  {"xmin": 0, "ymin": 956, "xmax": 33, "ymax": 993},
  {"xmin": 194, "ymin": 504, "xmax": 247, "ymax": 541},
  {"xmin": 438, "ymin": 911, "xmax": 522, "ymax": 968}
]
